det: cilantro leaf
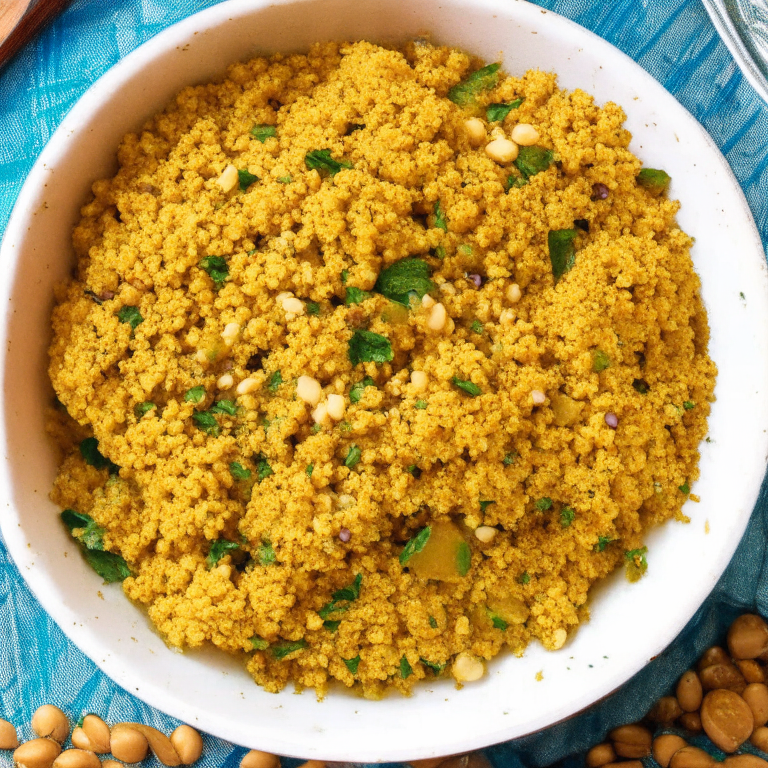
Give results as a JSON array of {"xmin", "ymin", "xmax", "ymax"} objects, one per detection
[
  {"xmin": 343, "ymin": 655, "xmax": 361, "ymax": 675},
  {"xmin": 305, "ymin": 463, "xmax": 314, "ymax": 477},
  {"xmin": 456, "ymin": 541, "xmax": 471, "ymax": 576},
  {"xmin": 184, "ymin": 386, "xmax": 205, "ymax": 404},
  {"xmin": 490, "ymin": 612, "xmax": 509, "ymax": 631},
  {"xmin": 447, "ymin": 63, "xmax": 500, "ymax": 107},
  {"xmin": 305, "ymin": 149, "xmax": 353, "ymax": 177},
  {"xmin": 592, "ymin": 350, "xmax": 611, "ymax": 372},
  {"xmin": 451, "ymin": 376, "xmax": 481, "ymax": 397},
  {"xmin": 258, "ymin": 540, "xmax": 276, "ymax": 566},
  {"xmin": 548, "ymin": 229, "xmax": 578, "ymax": 283},
  {"xmin": 479, "ymin": 500, "xmax": 496, "ymax": 512},
  {"xmin": 83, "ymin": 549, "xmax": 131, "ymax": 583},
  {"xmin": 684, "ymin": 400, "xmax": 695, "ymax": 410},
  {"xmin": 679, "ymin": 482, "xmax": 690, "ymax": 494},
  {"xmin": 206, "ymin": 539, "xmax": 239, "ymax": 569},
  {"xmin": 255, "ymin": 453, "xmax": 274, "ymax": 482},
  {"xmin": 400, "ymin": 656, "xmax": 413, "ymax": 679},
  {"xmin": 278, "ymin": 175, "xmax": 292, "ymax": 183},
  {"xmin": 267, "ymin": 371, "xmax": 282, "ymax": 393},
  {"xmin": 344, "ymin": 445, "xmax": 362, "ymax": 469},
  {"xmin": 595, "ymin": 536, "xmax": 614, "ymax": 552},
  {"xmin": 79, "ymin": 437, "xmax": 119, "ymax": 474},
  {"xmin": 434, "ymin": 200, "xmax": 448, "ymax": 232},
  {"xmin": 134, "ymin": 402, "xmax": 156, "ymax": 419},
  {"xmin": 486, "ymin": 98, "xmax": 523, "ymax": 122},
  {"xmin": 199, "ymin": 255, "xmax": 229, "ymax": 288},
  {"xmin": 323, "ymin": 620, "xmax": 341, "ymax": 633},
  {"xmin": 518, "ymin": 571, "xmax": 531, "ymax": 585},
  {"xmin": 116, "ymin": 305, "xmax": 143, "ymax": 331},
  {"xmin": 229, "ymin": 462, "xmax": 251, "ymax": 481},
  {"xmin": 415, "ymin": 399, "xmax": 428, "ymax": 410},
  {"xmin": 249, "ymin": 635, "xmax": 269, "ymax": 651},
  {"xmin": 421, "ymin": 658, "xmax": 446, "ymax": 674},
  {"xmin": 306, "ymin": 301, "xmax": 320, "ymax": 316},
  {"xmin": 61, "ymin": 509, "xmax": 105, "ymax": 551},
  {"xmin": 238, "ymin": 169, "xmax": 259, "ymax": 191},
  {"xmin": 346, "ymin": 286, "xmax": 371, "ymax": 305},
  {"xmin": 503, "ymin": 453, "xmax": 517, "ymax": 466},
  {"xmin": 341, "ymin": 269, "xmax": 349, "ymax": 284},
  {"xmin": 348, "ymin": 329, "xmax": 393, "ymax": 366},
  {"xmin": 625, "ymin": 546, "xmax": 649, "ymax": 581},
  {"xmin": 625, "ymin": 546, "xmax": 648, "ymax": 568},
  {"xmin": 406, "ymin": 464, "xmax": 421, "ymax": 478},
  {"xmin": 506, "ymin": 175, "xmax": 528, "ymax": 191},
  {"xmin": 428, "ymin": 616, "xmax": 438, "ymax": 629},
  {"xmin": 373, "ymin": 258, "xmax": 435, "ymax": 306},
  {"xmin": 471, "ymin": 319, "xmax": 484, "ymax": 334},
  {"xmin": 535, "ymin": 497, "xmax": 553, "ymax": 511},
  {"xmin": 637, "ymin": 168, "xmax": 671, "ymax": 194},
  {"xmin": 400, "ymin": 526, "xmax": 431, "ymax": 565},
  {"xmin": 319, "ymin": 574, "xmax": 363, "ymax": 619},
  {"xmin": 192, "ymin": 411, "xmax": 219, "ymax": 436},
  {"xmin": 210, "ymin": 399, "xmax": 237, "ymax": 416},
  {"xmin": 350, "ymin": 376, "xmax": 376, "ymax": 403},
  {"xmin": 560, "ymin": 507, "xmax": 575, "ymax": 528},
  {"xmin": 515, "ymin": 146, "xmax": 554, "ymax": 180},
  {"xmin": 271, "ymin": 639, "xmax": 308, "ymax": 660},
  {"xmin": 250, "ymin": 124, "xmax": 277, "ymax": 143}
]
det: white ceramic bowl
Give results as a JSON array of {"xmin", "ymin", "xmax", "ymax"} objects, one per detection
[{"xmin": 1, "ymin": 0, "xmax": 767, "ymax": 762}]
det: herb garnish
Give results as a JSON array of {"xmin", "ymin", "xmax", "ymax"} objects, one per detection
[
  {"xmin": 400, "ymin": 527, "xmax": 431, "ymax": 565},
  {"xmin": 192, "ymin": 411, "xmax": 220, "ymax": 436},
  {"xmin": 306, "ymin": 463, "xmax": 314, "ymax": 477},
  {"xmin": 350, "ymin": 377, "xmax": 376, "ymax": 403},
  {"xmin": 348, "ymin": 329, "xmax": 393, "ymax": 366},
  {"xmin": 456, "ymin": 541, "xmax": 471, "ymax": 576},
  {"xmin": 116, "ymin": 305, "xmax": 143, "ymax": 331},
  {"xmin": 503, "ymin": 453, "xmax": 517, "ymax": 466},
  {"xmin": 229, "ymin": 462, "xmax": 251, "ymax": 481},
  {"xmin": 255, "ymin": 453, "xmax": 274, "ymax": 482},
  {"xmin": 318, "ymin": 573, "xmax": 363, "ymax": 619},
  {"xmin": 400, "ymin": 656, "xmax": 413, "ymax": 679},
  {"xmin": 632, "ymin": 379, "xmax": 650, "ymax": 394},
  {"xmin": 271, "ymin": 639, "xmax": 308, "ymax": 660},
  {"xmin": 238, "ymin": 169, "xmax": 259, "ymax": 191},
  {"xmin": 560, "ymin": 507, "xmax": 575, "ymax": 528},
  {"xmin": 535, "ymin": 497, "xmax": 553, "ymax": 511},
  {"xmin": 198, "ymin": 256, "xmax": 229, "ymax": 289},
  {"xmin": 323, "ymin": 620, "xmax": 341, "ymax": 633},
  {"xmin": 595, "ymin": 536, "xmax": 614, "ymax": 552},
  {"xmin": 518, "ymin": 572, "xmax": 531, "ymax": 585},
  {"xmin": 515, "ymin": 146, "xmax": 554, "ymax": 180},
  {"xmin": 184, "ymin": 386, "xmax": 205, "ymax": 403},
  {"xmin": 249, "ymin": 636, "xmax": 269, "ymax": 651},
  {"xmin": 679, "ymin": 482, "xmax": 690, "ymax": 494},
  {"xmin": 428, "ymin": 616, "xmax": 438, "ymax": 629},
  {"xmin": 471, "ymin": 320, "xmax": 484, "ymax": 334},
  {"xmin": 306, "ymin": 301, "xmax": 320, "ymax": 316},
  {"xmin": 210, "ymin": 400, "xmax": 237, "ymax": 416},
  {"xmin": 637, "ymin": 168, "xmax": 671, "ymax": 194},
  {"xmin": 206, "ymin": 539, "xmax": 239, "ymax": 569},
  {"xmin": 592, "ymin": 350, "xmax": 610, "ymax": 372},
  {"xmin": 479, "ymin": 500, "xmax": 496, "ymax": 512},
  {"xmin": 421, "ymin": 658, "xmax": 447, "ymax": 674},
  {"xmin": 305, "ymin": 149, "xmax": 353, "ymax": 177},
  {"xmin": 415, "ymin": 399, "xmax": 428, "ymax": 410},
  {"xmin": 373, "ymin": 258, "xmax": 434, "ymax": 306},
  {"xmin": 486, "ymin": 98, "xmax": 523, "ymax": 122},
  {"xmin": 258, "ymin": 540, "xmax": 276, "ymax": 566},
  {"xmin": 451, "ymin": 376, "xmax": 481, "ymax": 397},
  {"xmin": 267, "ymin": 371, "xmax": 282, "ymax": 393},
  {"xmin": 490, "ymin": 612, "xmax": 509, "ymax": 631},
  {"xmin": 346, "ymin": 286, "xmax": 371, "ymax": 305},
  {"xmin": 684, "ymin": 401, "xmax": 695, "ymax": 410},
  {"xmin": 134, "ymin": 402, "xmax": 156, "ymax": 419},
  {"xmin": 343, "ymin": 656, "xmax": 361, "ymax": 675},
  {"xmin": 434, "ymin": 200, "xmax": 448, "ymax": 232},
  {"xmin": 250, "ymin": 124, "xmax": 277, "ymax": 143},
  {"xmin": 344, "ymin": 445, "xmax": 362, "ymax": 469},
  {"xmin": 447, "ymin": 63, "xmax": 500, "ymax": 107},
  {"xmin": 548, "ymin": 229, "xmax": 578, "ymax": 283},
  {"xmin": 80, "ymin": 437, "xmax": 119, "ymax": 474}
]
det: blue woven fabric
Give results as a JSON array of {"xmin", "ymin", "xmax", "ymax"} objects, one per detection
[{"xmin": 1, "ymin": 2, "xmax": 767, "ymax": 766}]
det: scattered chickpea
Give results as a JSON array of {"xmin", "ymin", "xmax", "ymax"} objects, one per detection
[
  {"xmin": 13, "ymin": 738, "xmax": 62, "ymax": 768},
  {"xmin": 728, "ymin": 615, "xmax": 768, "ymax": 660},
  {"xmin": 109, "ymin": 724, "xmax": 149, "ymax": 764},
  {"xmin": 236, "ymin": 377, "xmax": 259, "ymax": 395},
  {"xmin": 427, "ymin": 302, "xmax": 447, "ymax": 331},
  {"xmin": 79, "ymin": 715, "xmax": 110, "ymax": 754},
  {"xmin": 452, "ymin": 652, "xmax": 484, "ymax": 683},
  {"xmin": 32, "ymin": 705, "xmax": 69, "ymax": 743},
  {"xmin": 217, "ymin": 373, "xmax": 234, "ymax": 390},
  {"xmin": 102, "ymin": 762, "xmax": 126, "ymax": 768},
  {"xmin": 297, "ymin": 375, "xmax": 322, "ymax": 406},
  {"xmin": 170, "ymin": 725, "xmax": 203, "ymax": 765},
  {"xmin": 326, "ymin": 393, "xmax": 346, "ymax": 421},
  {"xmin": 0, "ymin": 718, "xmax": 18, "ymax": 750},
  {"xmin": 463, "ymin": 117, "xmax": 487, "ymax": 146},
  {"xmin": 52, "ymin": 748, "xmax": 101, "ymax": 768},
  {"xmin": 411, "ymin": 370, "xmax": 428, "ymax": 391},
  {"xmin": 670, "ymin": 746, "xmax": 716, "ymax": 768},
  {"xmin": 506, "ymin": 283, "xmax": 522, "ymax": 303},
  {"xmin": 510, "ymin": 123, "xmax": 540, "ymax": 146},
  {"xmin": 677, "ymin": 669, "xmax": 704, "ymax": 712},
  {"xmin": 752, "ymin": 725, "xmax": 768, "ymax": 751},
  {"xmin": 586, "ymin": 743, "xmax": 616, "ymax": 768},
  {"xmin": 240, "ymin": 750, "xmax": 280, "ymax": 768},
  {"xmin": 531, "ymin": 389, "xmax": 546, "ymax": 405},
  {"xmin": 216, "ymin": 164, "xmax": 238, "ymax": 192},
  {"xmin": 474, "ymin": 525, "xmax": 497, "ymax": 543},
  {"xmin": 609, "ymin": 724, "xmax": 652, "ymax": 758},
  {"xmin": 297, "ymin": 762, "xmax": 325, "ymax": 768},
  {"xmin": 653, "ymin": 734, "xmax": 688, "ymax": 768},
  {"xmin": 485, "ymin": 138, "xmax": 519, "ymax": 164}
]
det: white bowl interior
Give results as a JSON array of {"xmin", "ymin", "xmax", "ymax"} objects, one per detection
[{"xmin": 1, "ymin": 0, "xmax": 768, "ymax": 761}]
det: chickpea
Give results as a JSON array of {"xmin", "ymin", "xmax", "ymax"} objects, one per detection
[
  {"xmin": 648, "ymin": 696, "xmax": 683, "ymax": 724},
  {"xmin": 297, "ymin": 762, "xmax": 325, "ymax": 768},
  {"xmin": 170, "ymin": 725, "xmax": 203, "ymax": 765},
  {"xmin": 669, "ymin": 746, "xmax": 716, "ymax": 768},
  {"xmin": 0, "ymin": 718, "xmax": 18, "ymax": 750},
  {"xmin": 609, "ymin": 724, "xmax": 652, "ymax": 758},
  {"xmin": 13, "ymin": 738, "xmax": 62, "ymax": 768},
  {"xmin": 603, "ymin": 762, "xmax": 644, "ymax": 768},
  {"xmin": 51, "ymin": 748, "xmax": 101, "ymax": 768},
  {"xmin": 110, "ymin": 724, "xmax": 149, "ymax": 764},
  {"xmin": 653, "ymin": 734, "xmax": 688, "ymax": 768},
  {"xmin": 699, "ymin": 646, "xmax": 730, "ymax": 670},
  {"xmin": 751, "ymin": 725, "xmax": 768, "ymax": 752},
  {"xmin": 240, "ymin": 750, "xmax": 280, "ymax": 768},
  {"xmin": 122, "ymin": 724, "xmax": 181, "ymax": 766},
  {"xmin": 679, "ymin": 712, "xmax": 703, "ymax": 733},
  {"xmin": 700, "ymin": 689, "xmax": 754, "ymax": 752},
  {"xmin": 677, "ymin": 670, "xmax": 704, "ymax": 711},
  {"xmin": 743, "ymin": 683, "xmax": 768, "ymax": 727},
  {"xmin": 585, "ymin": 744, "xmax": 616, "ymax": 768},
  {"xmin": 729, "ymin": 615, "xmax": 768, "ymax": 660},
  {"xmin": 32, "ymin": 705, "xmax": 70, "ymax": 743},
  {"xmin": 102, "ymin": 762, "xmax": 126, "ymax": 768},
  {"xmin": 724, "ymin": 757, "xmax": 768, "ymax": 768},
  {"xmin": 81, "ymin": 715, "xmax": 110, "ymax": 754},
  {"xmin": 699, "ymin": 663, "xmax": 747, "ymax": 693},
  {"xmin": 737, "ymin": 659, "xmax": 766, "ymax": 684}
]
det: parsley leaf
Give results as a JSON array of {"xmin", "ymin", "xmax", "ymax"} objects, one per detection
[
  {"xmin": 490, "ymin": 612, "xmax": 509, "ymax": 631},
  {"xmin": 318, "ymin": 573, "xmax": 363, "ymax": 619},
  {"xmin": 199, "ymin": 256, "xmax": 229, "ymax": 288},
  {"xmin": 434, "ymin": 200, "xmax": 448, "ymax": 232},
  {"xmin": 306, "ymin": 301, "xmax": 320, "ymax": 316},
  {"xmin": 637, "ymin": 168, "xmax": 671, "ymax": 194},
  {"xmin": 350, "ymin": 376, "xmax": 375, "ymax": 403},
  {"xmin": 451, "ymin": 376, "xmax": 481, "ymax": 397},
  {"xmin": 400, "ymin": 527, "xmax": 431, "ymax": 565},
  {"xmin": 80, "ymin": 437, "xmax": 119, "ymax": 474},
  {"xmin": 503, "ymin": 452, "xmax": 517, "ymax": 466},
  {"xmin": 592, "ymin": 350, "xmax": 610, "ymax": 372},
  {"xmin": 229, "ymin": 462, "xmax": 251, "ymax": 481},
  {"xmin": 116, "ymin": 305, "xmax": 143, "ymax": 331},
  {"xmin": 421, "ymin": 658, "xmax": 446, "ymax": 674},
  {"xmin": 238, "ymin": 169, "xmax": 259, "ymax": 191},
  {"xmin": 192, "ymin": 411, "xmax": 220, "ymax": 436},
  {"xmin": 256, "ymin": 453, "xmax": 274, "ymax": 482},
  {"xmin": 471, "ymin": 319, "xmax": 484, "ymax": 334},
  {"xmin": 515, "ymin": 146, "xmax": 555, "ymax": 180},
  {"xmin": 344, "ymin": 445, "xmax": 362, "ymax": 469},
  {"xmin": 479, "ymin": 500, "xmax": 496, "ymax": 512},
  {"xmin": 305, "ymin": 149, "xmax": 353, "ymax": 177},
  {"xmin": 456, "ymin": 541, "xmax": 471, "ymax": 576},
  {"xmin": 595, "ymin": 536, "xmax": 614, "ymax": 552},
  {"xmin": 346, "ymin": 286, "xmax": 371, "ymax": 305},
  {"xmin": 415, "ymin": 399, "xmax": 428, "ymax": 410},
  {"xmin": 428, "ymin": 616, "xmax": 438, "ymax": 629},
  {"xmin": 249, "ymin": 635, "xmax": 269, "ymax": 651},
  {"xmin": 535, "ymin": 497, "xmax": 553, "ymax": 511},
  {"xmin": 518, "ymin": 572, "xmax": 531, "ymax": 585},
  {"xmin": 625, "ymin": 546, "xmax": 649, "ymax": 581},
  {"xmin": 250, "ymin": 124, "xmax": 277, "ymax": 143},
  {"xmin": 348, "ymin": 329, "xmax": 393, "ymax": 366},
  {"xmin": 134, "ymin": 402, "xmax": 156, "ymax": 419},
  {"xmin": 506, "ymin": 175, "xmax": 528, "ymax": 191},
  {"xmin": 684, "ymin": 400, "xmax": 695, "ymax": 410},
  {"xmin": 184, "ymin": 386, "xmax": 205, "ymax": 404},
  {"xmin": 400, "ymin": 656, "xmax": 413, "ymax": 679},
  {"xmin": 343, "ymin": 655, "xmax": 361, "ymax": 675},
  {"xmin": 560, "ymin": 507, "xmax": 575, "ymax": 528},
  {"xmin": 341, "ymin": 269, "xmax": 349, "ymax": 284},
  {"xmin": 277, "ymin": 175, "xmax": 292, "ymax": 184},
  {"xmin": 679, "ymin": 482, "xmax": 690, "ymax": 494},
  {"xmin": 210, "ymin": 400, "xmax": 237, "ymax": 416},
  {"xmin": 267, "ymin": 371, "xmax": 282, "ymax": 393},
  {"xmin": 306, "ymin": 463, "xmax": 314, "ymax": 477},
  {"xmin": 82, "ymin": 549, "xmax": 131, "ymax": 583},
  {"xmin": 258, "ymin": 540, "xmax": 276, "ymax": 566},
  {"xmin": 548, "ymin": 229, "xmax": 578, "ymax": 283},
  {"xmin": 323, "ymin": 620, "xmax": 341, "ymax": 633},
  {"xmin": 406, "ymin": 464, "xmax": 421, "ymax": 478},
  {"xmin": 486, "ymin": 98, "xmax": 524, "ymax": 122},
  {"xmin": 373, "ymin": 258, "xmax": 435, "ymax": 306},
  {"xmin": 625, "ymin": 547, "xmax": 648, "ymax": 568},
  {"xmin": 271, "ymin": 639, "xmax": 308, "ymax": 660},
  {"xmin": 61, "ymin": 509, "xmax": 105, "ymax": 551},
  {"xmin": 206, "ymin": 539, "xmax": 239, "ymax": 569},
  {"xmin": 447, "ymin": 63, "xmax": 500, "ymax": 107}
]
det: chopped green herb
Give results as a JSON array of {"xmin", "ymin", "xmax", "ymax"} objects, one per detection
[
  {"xmin": 434, "ymin": 200, "xmax": 448, "ymax": 232},
  {"xmin": 258, "ymin": 540, "xmax": 276, "ymax": 566},
  {"xmin": 206, "ymin": 539, "xmax": 239, "ymax": 569},
  {"xmin": 637, "ymin": 168, "xmax": 671, "ymax": 194},
  {"xmin": 348, "ymin": 329, "xmax": 393, "ymax": 366},
  {"xmin": 595, "ymin": 536, "xmax": 614, "ymax": 552},
  {"xmin": 271, "ymin": 639, "xmax": 308, "ymax": 660},
  {"xmin": 428, "ymin": 616, "xmax": 438, "ymax": 629},
  {"xmin": 267, "ymin": 370, "xmax": 282, "ymax": 393},
  {"xmin": 199, "ymin": 256, "xmax": 229, "ymax": 289},
  {"xmin": 343, "ymin": 655, "xmax": 361, "ymax": 675},
  {"xmin": 447, "ymin": 63, "xmax": 500, "ymax": 107},
  {"xmin": 431, "ymin": 245, "xmax": 446, "ymax": 259},
  {"xmin": 256, "ymin": 453, "xmax": 274, "ymax": 483},
  {"xmin": 679, "ymin": 482, "xmax": 690, "ymax": 494},
  {"xmin": 346, "ymin": 286, "xmax": 371, "ymax": 305},
  {"xmin": 373, "ymin": 258, "xmax": 435, "ymax": 306},
  {"xmin": 79, "ymin": 437, "xmax": 119, "ymax": 474},
  {"xmin": 421, "ymin": 658, "xmax": 447, "ymax": 674},
  {"xmin": 515, "ymin": 146, "xmax": 555, "ymax": 180},
  {"xmin": 503, "ymin": 452, "xmax": 517, "ymax": 466},
  {"xmin": 238, "ymin": 169, "xmax": 259, "ymax": 191},
  {"xmin": 471, "ymin": 319, "xmax": 484, "ymax": 334},
  {"xmin": 82, "ymin": 549, "xmax": 131, "ymax": 583},
  {"xmin": 61, "ymin": 509, "xmax": 105, "ymax": 551},
  {"xmin": 684, "ymin": 401, "xmax": 695, "ymax": 410},
  {"xmin": 323, "ymin": 620, "xmax": 341, "ymax": 633},
  {"xmin": 318, "ymin": 573, "xmax": 363, "ymax": 619},
  {"xmin": 505, "ymin": 175, "xmax": 528, "ymax": 191},
  {"xmin": 535, "ymin": 497, "xmax": 553, "ymax": 511},
  {"xmin": 486, "ymin": 98, "xmax": 524, "ymax": 122},
  {"xmin": 210, "ymin": 399, "xmax": 237, "ymax": 416},
  {"xmin": 116, "ymin": 305, "xmax": 143, "ymax": 331},
  {"xmin": 192, "ymin": 411, "xmax": 220, "ymax": 436},
  {"xmin": 405, "ymin": 464, "xmax": 422, "ymax": 479},
  {"xmin": 305, "ymin": 149, "xmax": 353, "ymax": 177},
  {"xmin": 341, "ymin": 269, "xmax": 349, "ymax": 284},
  {"xmin": 456, "ymin": 541, "xmax": 471, "ymax": 576},
  {"xmin": 306, "ymin": 463, "xmax": 314, "ymax": 477},
  {"xmin": 184, "ymin": 386, "xmax": 205, "ymax": 404},
  {"xmin": 400, "ymin": 526, "xmax": 431, "ymax": 565},
  {"xmin": 350, "ymin": 376, "xmax": 375, "ymax": 404},
  {"xmin": 229, "ymin": 461, "xmax": 251, "ymax": 481},
  {"xmin": 625, "ymin": 547, "xmax": 648, "ymax": 568},
  {"xmin": 490, "ymin": 613, "xmax": 509, "ymax": 631},
  {"xmin": 548, "ymin": 229, "xmax": 578, "ymax": 283},
  {"xmin": 632, "ymin": 379, "xmax": 650, "ymax": 394},
  {"xmin": 560, "ymin": 507, "xmax": 575, "ymax": 528},
  {"xmin": 458, "ymin": 244, "xmax": 472, "ymax": 256},
  {"xmin": 249, "ymin": 635, "xmax": 269, "ymax": 651},
  {"xmin": 134, "ymin": 402, "xmax": 156, "ymax": 419},
  {"xmin": 311, "ymin": 423, "xmax": 323, "ymax": 434},
  {"xmin": 479, "ymin": 500, "xmax": 496, "ymax": 512},
  {"xmin": 344, "ymin": 444, "xmax": 362, "ymax": 469},
  {"xmin": 306, "ymin": 301, "xmax": 320, "ymax": 316},
  {"xmin": 250, "ymin": 124, "xmax": 277, "ymax": 142},
  {"xmin": 415, "ymin": 399, "xmax": 428, "ymax": 410},
  {"xmin": 592, "ymin": 350, "xmax": 611, "ymax": 372},
  {"xmin": 518, "ymin": 571, "xmax": 531, "ymax": 585},
  {"xmin": 400, "ymin": 656, "xmax": 413, "ymax": 679},
  {"xmin": 451, "ymin": 376, "xmax": 481, "ymax": 397},
  {"xmin": 277, "ymin": 175, "xmax": 292, "ymax": 184}
]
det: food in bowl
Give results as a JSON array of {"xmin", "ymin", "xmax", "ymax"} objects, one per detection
[{"xmin": 46, "ymin": 39, "xmax": 716, "ymax": 697}]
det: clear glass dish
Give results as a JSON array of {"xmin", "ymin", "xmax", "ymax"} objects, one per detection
[{"xmin": 702, "ymin": 0, "xmax": 768, "ymax": 103}]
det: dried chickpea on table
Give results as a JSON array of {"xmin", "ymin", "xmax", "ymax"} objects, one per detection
[{"xmin": 46, "ymin": 40, "xmax": 715, "ymax": 697}]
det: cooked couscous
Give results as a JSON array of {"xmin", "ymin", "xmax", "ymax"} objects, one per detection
[{"xmin": 47, "ymin": 40, "xmax": 716, "ymax": 697}]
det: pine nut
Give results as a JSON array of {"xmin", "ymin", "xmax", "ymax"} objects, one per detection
[
  {"xmin": 474, "ymin": 526, "xmax": 497, "ymax": 543},
  {"xmin": 485, "ymin": 138, "xmax": 519, "ymax": 164},
  {"xmin": 236, "ymin": 377, "xmax": 259, "ymax": 395},
  {"xmin": 297, "ymin": 376, "xmax": 322, "ymax": 406},
  {"xmin": 282, "ymin": 297, "xmax": 305, "ymax": 315},
  {"xmin": 312, "ymin": 402, "xmax": 329, "ymax": 424},
  {"xmin": 464, "ymin": 117, "xmax": 487, "ymax": 146},
  {"xmin": 216, "ymin": 164, "xmax": 238, "ymax": 192},
  {"xmin": 221, "ymin": 322, "xmax": 240, "ymax": 345},
  {"xmin": 422, "ymin": 294, "xmax": 436, "ymax": 309},
  {"xmin": 32, "ymin": 705, "xmax": 69, "ymax": 743},
  {"xmin": 452, "ymin": 652, "xmax": 484, "ymax": 683},
  {"xmin": 506, "ymin": 283, "xmax": 522, "ymax": 303},
  {"xmin": 499, "ymin": 309, "xmax": 515, "ymax": 325},
  {"xmin": 531, "ymin": 389, "xmax": 546, "ymax": 405},
  {"xmin": 411, "ymin": 370, "xmax": 428, "ymax": 391},
  {"xmin": 170, "ymin": 725, "xmax": 203, "ymax": 765},
  {"xmin": 217, "ymin": 373, "xmax": 233, "ymax": 390},
  {"xmin": 427, "ymin": 302, "xmax": 447, "ymax": 331},
  {"xmin": 326, "ymin": 393, "xmax": 346, "ymax": 421},
  {"xmin": 510, "ymin": 124, "xmax": 540, "ymax": 145}
]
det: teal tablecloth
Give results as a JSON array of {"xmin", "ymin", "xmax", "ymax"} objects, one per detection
[{"xmin": 1, "ymin": 2, "xmax": 767, "ymax": 766}]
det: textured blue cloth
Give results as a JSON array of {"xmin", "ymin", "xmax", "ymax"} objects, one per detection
[{"xmin": 1, "ymin": 1, "xmax": 767, "ymax": 766}]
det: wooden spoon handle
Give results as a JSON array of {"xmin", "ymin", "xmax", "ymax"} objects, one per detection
[{"xmin": 0, "ymin": 0, "xmax": 73, "ymax": 71}]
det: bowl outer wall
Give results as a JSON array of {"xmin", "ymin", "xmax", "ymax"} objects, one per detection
[{"xmin": 1, "ymin": 0, "xmax": 767, "ymax": 761}]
